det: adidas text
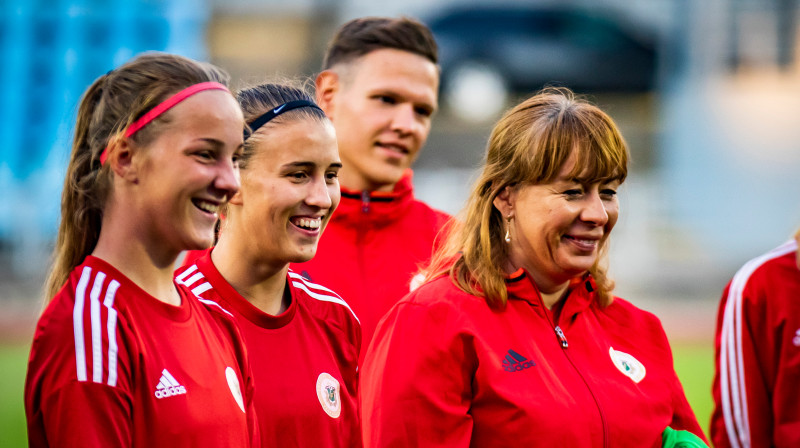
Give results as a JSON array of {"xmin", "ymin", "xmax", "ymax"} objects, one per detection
[
  {"xmin": 504, "ymin": 360, "xmax": 536, "ymax": 372},
  {"xmin": 155, "ymin": 385, "xmax": 187, "ymax": 399}
]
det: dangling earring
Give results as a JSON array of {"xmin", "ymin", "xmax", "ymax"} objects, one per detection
[{"xmin": 504, "ymin": 215, "xmax": 513, "ymax": 243}]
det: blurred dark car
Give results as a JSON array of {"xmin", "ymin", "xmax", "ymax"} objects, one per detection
[{"xmin": 427, "ymin": 5, "xmax": 661, "ymax": 120}]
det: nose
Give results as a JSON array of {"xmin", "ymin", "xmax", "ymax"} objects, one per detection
[
  {"xmin": 305, "ymin": 176, "xmax": 333, "ymax": 210},
  {"xmin": 391, "ymin": 104, "xmax": 416, "ymax": 136},
  {"xmin": 581, "ymin": 190, "xmax": 609, "ymax": 226},
  {"xmin": 212, "ymin": 158, "xmax": 241, "ymax": 201}
]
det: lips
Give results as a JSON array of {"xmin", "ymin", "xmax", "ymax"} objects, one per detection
[
  {"xmin": 192, "ymin": 198, "xmax": 221, "ymax": 215},
  {"xmin": 376, "ymin": 141, "xmax": 410, "ymax": 155},
  {"xmin": 563, "ymin": 235, "xmax": 601, "ymax": 251},
  {"xmin": 290, "ymin": 216, "xmax": 323, "ymax": 231}
]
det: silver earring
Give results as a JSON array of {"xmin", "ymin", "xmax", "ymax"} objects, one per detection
[{"xmin": 504, "ymin": 215, "xmax": 512, "ymax": 243}]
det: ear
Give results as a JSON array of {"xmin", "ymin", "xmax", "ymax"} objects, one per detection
[
  {"xmin": 492, "ymin": 185, "xmax": 516, "ymax": 218},
  {"xmin": 315, "ymin": 70, "xmax": 339, "ymax": 118},
  {"xmin": 106, "ymin": 136, "xmax": 139, "ymax": 183}
]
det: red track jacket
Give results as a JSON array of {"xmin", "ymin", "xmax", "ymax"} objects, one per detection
[
  {"xmin": 711, "ymin": 239, "xmax": 800, "ymax": 448},
  {"xmin": 291, "ymin": 170, "xmax": 451, "ymax": 363},
  {"xmin": 361, "ymin": 270, "xmax": 706, "ymax": 447}
]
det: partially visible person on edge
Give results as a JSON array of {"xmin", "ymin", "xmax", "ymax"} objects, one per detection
[
  {"xmin": 25, "ymin": 53, "xmax": 259, "ymax": 447},
  {"xmin": 290, "ymin": 16, "xmax": 452, "ymax": 362},
  {"xmin": 175, "ymin": 82, "xmax": 361, "ymax": 447},
  {"xmin": 360, "ymin": 87, "xmax": 708, "ymax": 447},
  {"xmin": 711, "ymin": 227, "xmax": 800, "ymax": 447}
]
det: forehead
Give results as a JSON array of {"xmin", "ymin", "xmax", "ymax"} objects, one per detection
[
  {"xmin": 343, "ymin": 48, "xmax": 439, "ymax": 105},
  {"xmin": 167, "ymin": 90, "xmax": 243, "ymax": 124},
  {"xmin": 247, "ymin": 119, "xmax": 339, "ymax": 168}
]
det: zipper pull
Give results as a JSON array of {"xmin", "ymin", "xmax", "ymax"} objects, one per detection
[
  {"xmin": 555, "ymin": 326, "xmax": 569, "ymax": 348},
  {"xmin": 361, "ymin": 190, "xmax": 370, "ymax": 213}
]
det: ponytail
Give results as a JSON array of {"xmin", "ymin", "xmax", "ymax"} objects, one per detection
[
  {"xmin": 43, "ymin": 52, "xmax": 230, "ymax": 303},
  {"xmin": 44, "ymin": 76, "xmax": 111, "ymax": 301}
]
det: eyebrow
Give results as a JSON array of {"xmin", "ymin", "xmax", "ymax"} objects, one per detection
[
  {"xmin": 196, "ymin": 137, "xmax": 244, "ymax": 151},
  {"xmin": 281, "ymin": 161, "xmax": 343, "ymax": 169}
]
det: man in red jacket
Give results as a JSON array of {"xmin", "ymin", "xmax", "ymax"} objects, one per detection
[{"xmin": 292, "ymin": 16, "xmax": 451, "ymax": 362}]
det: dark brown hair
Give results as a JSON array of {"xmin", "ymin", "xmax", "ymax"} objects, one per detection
[
  {"xmin": 45, "ymin": 52, "xmax": 230, "ymax": 301},
  {"xmin": 237, "ymin": 80, "xmax": 328, "ymax": 170},
  {"xmin": 322, "ymin": 16, "xmax": 438, "ymax": 69}
]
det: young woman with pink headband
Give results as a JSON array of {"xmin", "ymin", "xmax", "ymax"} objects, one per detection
[{"xmin": 25, "ymin": 52, "xmax": 259, "ymax": 447}]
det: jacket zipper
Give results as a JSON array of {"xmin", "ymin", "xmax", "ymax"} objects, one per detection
[
  {"xmin": 357, "ymin": 191, "xmax": 370, "ymax": 280},
  {"xmin": 537, "ymin": 292, "xmax": 609, "ymax": 448},
  {"xmin": 361, "ymin": 190, "xmax": 370, "ymax": 213}
]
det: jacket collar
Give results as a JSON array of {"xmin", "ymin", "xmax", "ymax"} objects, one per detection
[
  {"xmin": 334, "ymin": 169, "xmax": 416, "ymax": 225},
  {"xmin": 505, "ymin": 268, "xmax": 597, "ymax": 320}
]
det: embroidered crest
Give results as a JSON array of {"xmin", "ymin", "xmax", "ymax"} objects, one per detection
[
  {"xmin": 316, "ymin": 372, "xmax": 342, "ymax": 418},
  {"xmin": 609, "ymin": 347, "xmax": 646, "ymax": 383},
  {"xmin": 793, "ymin": 329, "xmax": 800, "ymax": 346},
  {"xmin": 225, "ymin": 366, "xmax": 245, "ymax": 413}
]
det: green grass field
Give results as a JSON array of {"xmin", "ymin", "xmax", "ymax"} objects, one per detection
[
  {"xmin": 1, "ymin": 344, "xmax": 29, "ymax": 448},
  {"xmin": 0, "ymin": 342, "xmax": 715, "ymax": 447}
]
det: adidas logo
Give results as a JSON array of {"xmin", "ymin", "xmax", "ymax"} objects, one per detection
[
  {"xmin": 154, "ymin": 369, "xmax": 187, "ymax": 399},
  {"xmin": 502, "ymin": 349, "xmax": 536, "ymax": 372}
]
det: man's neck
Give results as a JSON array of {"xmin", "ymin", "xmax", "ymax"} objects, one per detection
[{"xmin": 338, "ymin": 168, "xmax": 395, "ymax": 193}]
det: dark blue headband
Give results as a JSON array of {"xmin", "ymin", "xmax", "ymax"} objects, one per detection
[{"xmin": 244, "ymin": 100, "xmax": 324, "ymax": 140}]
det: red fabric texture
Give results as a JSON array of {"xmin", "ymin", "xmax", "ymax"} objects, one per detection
[
  {"xmin": 25, "ymin": 256, "xmax": 259, "ymax": 448},
  {"xmin": 291, "ymin": 170, "xmax": 452, "ymax": 363},
  {"xmin": 177, "ymin": 249, "xmax": 362, "ymax": 447},
  {"xmin": 711, "ymin": 239, "xmax": 800, "ymax": 448},
  {"xmin": 361, "ymin": 271, "xmax": 706, "ymax": 447}
]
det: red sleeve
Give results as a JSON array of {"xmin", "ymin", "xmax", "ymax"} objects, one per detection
[
  {"xmin": 711, "ymin": 279, "xmax": 776, "ymax": 448},
  {"xmin": 25, "ymin": 273, "xmax": 135, "ymax": 448},
  {"xmin": 243, "ymin": 348, "xmax": 261, "ymax": 447},
  {"xmin": 668, "ymin": 365, "xmax": 708, "ymax": 443},
  {"xmin": 361, "ymin": 300, "xmax": 474, "ymax": 447},
  {"xmin": 34, "ymin": 381, "xmax": 133, "ymax": 447}
]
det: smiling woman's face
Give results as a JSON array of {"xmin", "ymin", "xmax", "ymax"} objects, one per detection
[
  {"xmin": 498, "ymin": 152, "xmax": 620, "ymax": 293},
  {"xmin": 233, "ymin": 118, "xmax": 341, "ymax": 264},
  {"xmin": 133, "ymin": 90, "xmax": 244, "ymax": 254}
]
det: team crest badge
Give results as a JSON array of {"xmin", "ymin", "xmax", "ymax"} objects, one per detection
[
  {"xmin": 793, "ymin": 329, "xmax": 800, "ymax": 346},
  {"xmin": 316, "ymin": 372, "xmax": 342, "ymax": 418},
  {"xmin": 609, "ymin": 347, "xmax": 646, "ymax": 383},
  {"xmin": 225, "ymin": 366, "xmax": 245, "ymax": 413}
]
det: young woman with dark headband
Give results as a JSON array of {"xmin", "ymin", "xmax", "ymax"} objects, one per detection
[
  {"xmin": 175, "ymin": 82, "xmax": 361, "ymax": 447},
  {"xmin": 25, "ymin": 53, "xmax": 259, "ymax": 447}
]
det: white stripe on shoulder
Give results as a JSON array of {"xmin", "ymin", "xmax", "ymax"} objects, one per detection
[
  {"xmin": 73, "ymin": 266, "xmax": 92, "ymax": 382},
  {"xmin": 89, "ymin": 271, "xmax": 106, "ymax": 384},
  {"xmin": 174, "ymin": 264, "xmax": 198, "ymax": 284},
  {"xmin": 191, "ymin": 282, "xmax": 212, "ymax": 297},
  {"xmin": 290, "ymin": 280, "xmax": 360, "ymax": 324},
  {"xmin": 719, "ymin": 240, "xmax": 795, "ymax": 447},
  {"xmin": 198, "ymin": 298, "xmax": 233, "ymax": 317},
  {"xmin": 103, "ymin": 280, "xmax": 121, "ymax": 387},
  {"xmin": 287, "ymin": 271, "xmax": 344, "ymax": 300}
]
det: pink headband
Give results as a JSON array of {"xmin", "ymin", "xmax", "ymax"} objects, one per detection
[{"xmin": 99, "ymin": 81, "xmax": 230, "ymax": 165}]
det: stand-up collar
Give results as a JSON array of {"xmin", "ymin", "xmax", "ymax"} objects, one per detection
[
  {"xmin": 335, "ymin": 169, "xmax": 416, "ymax": 225},
  {"xmin": 505, "ymin": 268, "xmax": 597, "ymax": 321}
]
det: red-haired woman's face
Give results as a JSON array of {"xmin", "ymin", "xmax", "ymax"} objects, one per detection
[
  {"xmin": 496, "ymin": 152, "xmax": 620, "ymax": 293},
  {"xmin": 133, "ymin": 90, "xmax": 244, "ymax": 254}
]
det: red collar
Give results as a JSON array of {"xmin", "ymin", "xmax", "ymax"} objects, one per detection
[
  {"xmin": 193, "ymin": 249, "xmax": 298, "ymax": 329},
  {"xmin": 334, "ymin": 169, "xmax": 416, "ymax": 224},
  {"xmin": 505, "ymin": 269, "xmax": 597, "ymax": 320}
]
